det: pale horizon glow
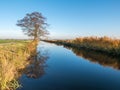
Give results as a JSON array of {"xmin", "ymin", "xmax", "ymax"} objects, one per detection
[{"xmin": 0, "ymin": 0, "xmax": 120, "ymax": 39}]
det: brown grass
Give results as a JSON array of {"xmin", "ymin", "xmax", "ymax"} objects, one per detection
[
  {"xmin": 0, "ymin": 40, "xmax": 38, "ymax": 90},
  {"xmin": 44, "ymin": 36, "xmax": 120, "ymax": 56}
]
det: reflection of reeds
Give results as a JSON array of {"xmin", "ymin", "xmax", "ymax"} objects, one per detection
[
  {"xmin": 0, "ymin": 40, "xmax": 38, "ymax": 90},
  {"xmin": 66, "ymin": 46, "xmax": 120, "ymax": 70},
  {"xmin": 43, "ymin": 38, "xmax": 120, "ymax": 70},
  {"xmin": 44, "ymin": 36, "xmax": 120, "ymax": 56}
]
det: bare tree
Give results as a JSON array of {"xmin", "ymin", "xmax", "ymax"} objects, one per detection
[{"xmin": 17, "ymin": 12, "xmax": 49, "ymax": 40}]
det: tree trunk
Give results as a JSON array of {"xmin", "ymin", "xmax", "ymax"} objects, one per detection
[{"xmin": 34, "ymin": 25, "xmax": 39, "ymax": 41}]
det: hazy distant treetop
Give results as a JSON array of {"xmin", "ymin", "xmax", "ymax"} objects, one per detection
[{"xmin": 17, "ymin": 12, "xmax": 49, "ymax": 40}]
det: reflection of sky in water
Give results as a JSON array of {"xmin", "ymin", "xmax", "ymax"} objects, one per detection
[{"xmin": 18, "ymin": 42, "xmax": 120, "ymax": 90}]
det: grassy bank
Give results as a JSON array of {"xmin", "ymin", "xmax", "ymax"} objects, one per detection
[
  {"xmin": 43, "ymin": 36, "xmax": 120, "ymax": 56},
  {"xmin": 0, "ymin": 40, "xmax": 37, "ymax": 90}
]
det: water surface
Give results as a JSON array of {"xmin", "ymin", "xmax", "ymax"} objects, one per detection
[{"xmin": 18, "ymin": 42, "xmax": 120, "ymax": 90}]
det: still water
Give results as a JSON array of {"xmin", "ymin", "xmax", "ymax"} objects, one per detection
[{"xmin": 18, "ymin": 42, "xmax": 120, "ymax": 90}]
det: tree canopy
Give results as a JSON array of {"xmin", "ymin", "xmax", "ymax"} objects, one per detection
[{"xmin": 17, "ymin": 12, "xmax": 49, "ymax": 40}]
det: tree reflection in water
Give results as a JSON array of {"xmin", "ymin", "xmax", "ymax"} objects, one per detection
[
  {"xmin": 63, "ymin": 45, "xmax": 120, "ymax": 70},
  {"xmin": 24, "ymin": 46, "xmax": 49, "ymax": 79}
]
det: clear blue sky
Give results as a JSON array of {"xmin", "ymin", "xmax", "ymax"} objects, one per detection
[{"xmin": 0, "ymin": 0, "xmax": 120, "ymax": 39}]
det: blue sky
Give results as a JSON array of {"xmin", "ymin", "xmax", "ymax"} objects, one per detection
[{"xmin": 0, "ymin": 0, "xmax": 120, "ymax": 39}]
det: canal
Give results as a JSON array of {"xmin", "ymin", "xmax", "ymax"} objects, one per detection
[{"xmin": 18, "ymin": 41, "xmax": 120, "ymax": 90}]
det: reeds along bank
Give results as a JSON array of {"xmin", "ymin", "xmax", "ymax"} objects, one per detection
[
  {"xmin": 44, "ymin": 36, "xmax": 120, "ymax": 56},
  {"xmin": 72, "ymin": 36, "xmax": 120, "ymax": 55},
  {"xmin": 0, "ymin": 40, "xmax": 38, "ymax": 90}
]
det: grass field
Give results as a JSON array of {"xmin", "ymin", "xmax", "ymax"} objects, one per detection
[{"xmin": 0, "ymin": 39, "xmax": 30, "ymax": 44}]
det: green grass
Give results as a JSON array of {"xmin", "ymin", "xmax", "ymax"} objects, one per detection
[{"xmin": 0, "ymin": 39, "xmax": 31, "ymax": 44}]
